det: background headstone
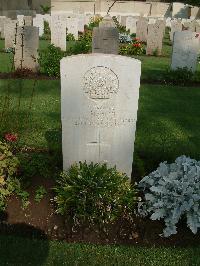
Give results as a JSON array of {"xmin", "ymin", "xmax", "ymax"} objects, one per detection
[
  {"xmin": 170, "ymin": 19, "xmax": 182, "ymax": 41},
  {"xmin": 51, "ymin": 14, "xmax": 66, "ymax": 51},
  {"xmin": 126, "ymin": 16, "xmax": 138, "ymax": 34},
  {"xmin": 61, "ymin": 54, "xmax": 141, "ymax": 177},
  {"xmin": 14, "ymin": 26, "xmax": 39, "ymax": 72},
  {"xmin": 24, "ymin": 16, "xmax": 33, "ymax": 26},
  {"xmin": 171, "ymin": 31, "xmax": 200, "ymax": 72},
  {"xmin": 146, "ymin": 20, "xmax": 166, "ymax": 55},
  {"xmin": 136, "ymin": 17, "xmax": 148, "ymax": 42},
  {"xmin": 66, "ymin": 17, "xmax": 78, "ymax": 40},
  {"xmin": 4, "ymin": 19, "xmax": 17, "ymax": 49}
]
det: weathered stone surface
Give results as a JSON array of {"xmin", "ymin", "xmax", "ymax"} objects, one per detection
[
  {"xmin": 0, "ymin": 16, "xmax": 6, "ymax": 38},
  {"xmin": 136, "ymin": 17, "xmax": 148, "ymax": 42},
  {"xmin": 146, "ymin": 20, "xmax": 166, "ymax": 55},
  {"xmin": 24, "ymin": 16, "xmax": 33, "ymax": 26},
  {"xmin": 51, "ymin": 14, "xmax": 66, "ymax": 51},
  {"xmin": 171, "ymin": 31, "xmax": 200, "ymax": 72},
  {"xmin": 66, "ymin": 17, "xmax": 78, "ymax": 40},
  {"xmin": 126, "ymin": 16, "xmax": 138, "ymax": 34},
  {"xmin": 99, "ymin": 15, "xmax": 116, "ymax": 28},
  {"xmin": 4, "ymin": 19, "xmax": 17, "ymax": 48},
  {"xmin": 92, "ymin": 26, "xmax": 119, "ymax": 54},
  {"xmin": 14, "ymin": 26, "xmax": 39, "ymax": 72},
  {"xmin": 61, "ymin": 54, "xmax": 141, "ymax": 177},
  {"xmin": 17, "ymin": 15, "xmax": 24, "ymax": 26},
  {"xmin": 33, "ymin": 14, "xmax": 44, "ymax": 37},
  {"xmin": 170, "ymin": 19, "xmax": 182, "ymax": 41}
]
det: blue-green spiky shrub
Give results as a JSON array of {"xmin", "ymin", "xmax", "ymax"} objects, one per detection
[{"xmin": 138, "ymin": 156, "xmax": 200, "ymax": 237}]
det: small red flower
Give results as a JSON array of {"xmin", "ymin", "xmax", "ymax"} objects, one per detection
[{"xmin": 4, "ymin": 133, "xmax": 18, "ymax": 142}]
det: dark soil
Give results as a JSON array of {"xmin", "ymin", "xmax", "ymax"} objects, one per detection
[
  {"xmin": 0, "ymin": 176, "xmax": 200, "ymax": 247},
  {"xmin": 0, "ymin": 71, "xmax": 58, "ymax": 80}
]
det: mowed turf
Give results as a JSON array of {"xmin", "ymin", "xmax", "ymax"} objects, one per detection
[
  {"xmin": 0, "ymin": 79, "xmax": 200, "ymax": 175},
  {"xmin": 0, "ymin": 234, "xmax": 200, "ymax": 266}
]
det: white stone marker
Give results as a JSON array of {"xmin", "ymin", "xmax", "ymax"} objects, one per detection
[
  {"xmin": 0, "ymin": 16, "xmax": 6, "ymax": 38},
  {"xmin": 146, "ymin": 20, "xmax": 166, "ymax": 55},
  {"xmin": 4, "ymin": 19, "xmax": 18, "ymax": 49},
  {"xmin": 61, "ymin": 54, "xmax": 141, "ymax": 177},
  {"xmin": 33, "ymin": 15, "xmax": 44, "ymax": 37},
  {"xmin": 126, "ymin": 17, "xmax": 138, "ymax": 34},
  {"xmin": 51, "ymin": 14, "xmax": 66, "ymax": 51},
  {"xmin": 170, "ymin": 20, "xmax": 182, "ymax": 41},
  {"xmin": 17, "ymin": 15, "xmax": 24, "ymax": 26},
  {"xmin": 14, "ymin": 26, "xmax": 39, "ymax": 72},
  {"xmin": 66, "ymin": 18, "xmax": 79, "ymax": 40},
  {"xmin": 24, "ymin": 16, "xmax": 33, "ymax": 26},
  {"xmin": 171, "ymin": 31, "xmax": 200, "ymax": 72},
  {"xmin": 136, "ymin": 18, "xmax": 148, "ymax": 42}
]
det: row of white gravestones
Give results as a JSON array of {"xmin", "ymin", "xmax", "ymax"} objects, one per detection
[
  {"xmin": 171, "ymin": 31, "xmax": 200, "ymax": 72},
  {"xmin": 146, "ymin": 20, "xmax": 166, "ymax": 55},
  {"xmin": 136, "ymin": 18, "xmax": 148, "ymax": 42},
  {"xmin": 61, "ymin": 54, "xmax": 141, "ymax": 177},
  {"xmin": 14, "ymin": 26, "xmax": 39, "ymax": 72}
]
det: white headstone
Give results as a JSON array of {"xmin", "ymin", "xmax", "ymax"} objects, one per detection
[
  {"xmin": 171, "ymin": 31, "xmax": 200, "ymax": 72},
  {"xmin": 136, "ymin": 18, "xmax": 148, "ymax": 42},
  {"xmin": 170, "ymin": 20, "xmax": 182, "ymax": 41},
  {"xmin": 24, "ymin": 16, "xmax": 33, "ymax": 26},
  {"xmin": 17, "ymin": 15, "xmax": 24, "ymax": 26},
  {"xmin": 14, "ymin": 26, "xmax": 39, "ymax": 72},
  {"xmin": 66, "ymin": 17, "xmax": 78, "ymax": 40},
  {"xmin": 126, "ymin": 17, "xmax": 138, "ymax": 34},
  {"xmin": 4, "ymin": 19, "xmax": 17, "ymax": 49},
  {"xmin": 146, "ymin": 20, "xmax": 166, "ymax": 55},
  {"xmin": 61, "ymin": 54, "xmax": 141, "ymax": 177},
  {"xmin": 0, "ymin": 16, "xmax": 6, "ymax": 38},
  {"xmin": 33, "ymin": 15, "xmax": 44, "ymax": 37},
  {"xmin": 51, "ymin": 14, "xmax": 66, "ymax": 51}
]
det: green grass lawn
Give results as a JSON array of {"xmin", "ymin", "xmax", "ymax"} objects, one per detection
[
  {"xmin": 0, "ymin": 234, "xmax": 200, "ymax": 265},
  {"xmin": 0, "ymin": 79, "xmax": 200, "ymax": 175}
]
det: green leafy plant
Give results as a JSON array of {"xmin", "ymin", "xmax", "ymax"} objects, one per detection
[
  {"xmin": 163, "ymin": 67, "xmax": 194, "ymax": 86},
  {"xmin": 87, "ymin": 16, "xmax": 102, "ymax": 30},
  {"xmin": 35, "ymin": 186, "xmax": 47, "ymax": 203},
  {"xmin": 15, "ymin": 188, "xmax": 30, "ymax": 209},
  {"xmin": 38, "ymin": 44, "xmax": 66, "ymax": 77},
  {"xmin": 54, "ymin": 162, "xmax": 138, "ymax": 232},
  {"xmin": 0, "ymin": 141, "xmax": 20, "ymax": 210},
  {"xmin": 40, "ymin": 5, "xmax": 52, "ymax": 14},
  {"xmin": 139, "ymin": 156, "xmax": 200, "ymax": 237},
  {"xmin": 40, "ymin": 21, "xmax": 51, "ymax": 40},
  {"xmin": 67, "ymin": 30, "xmax": 92, "ymax": 55},
  {"xmin": 66, "ymin": 33, "xmax": 75, "ymax": 42},
  {"xmin": 112, "ymin": 16, "xmax": 128, "ymax": 34},
  {"xmin": 18, "ymin": 153, "xmax": 53, "ymax": 181}
]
